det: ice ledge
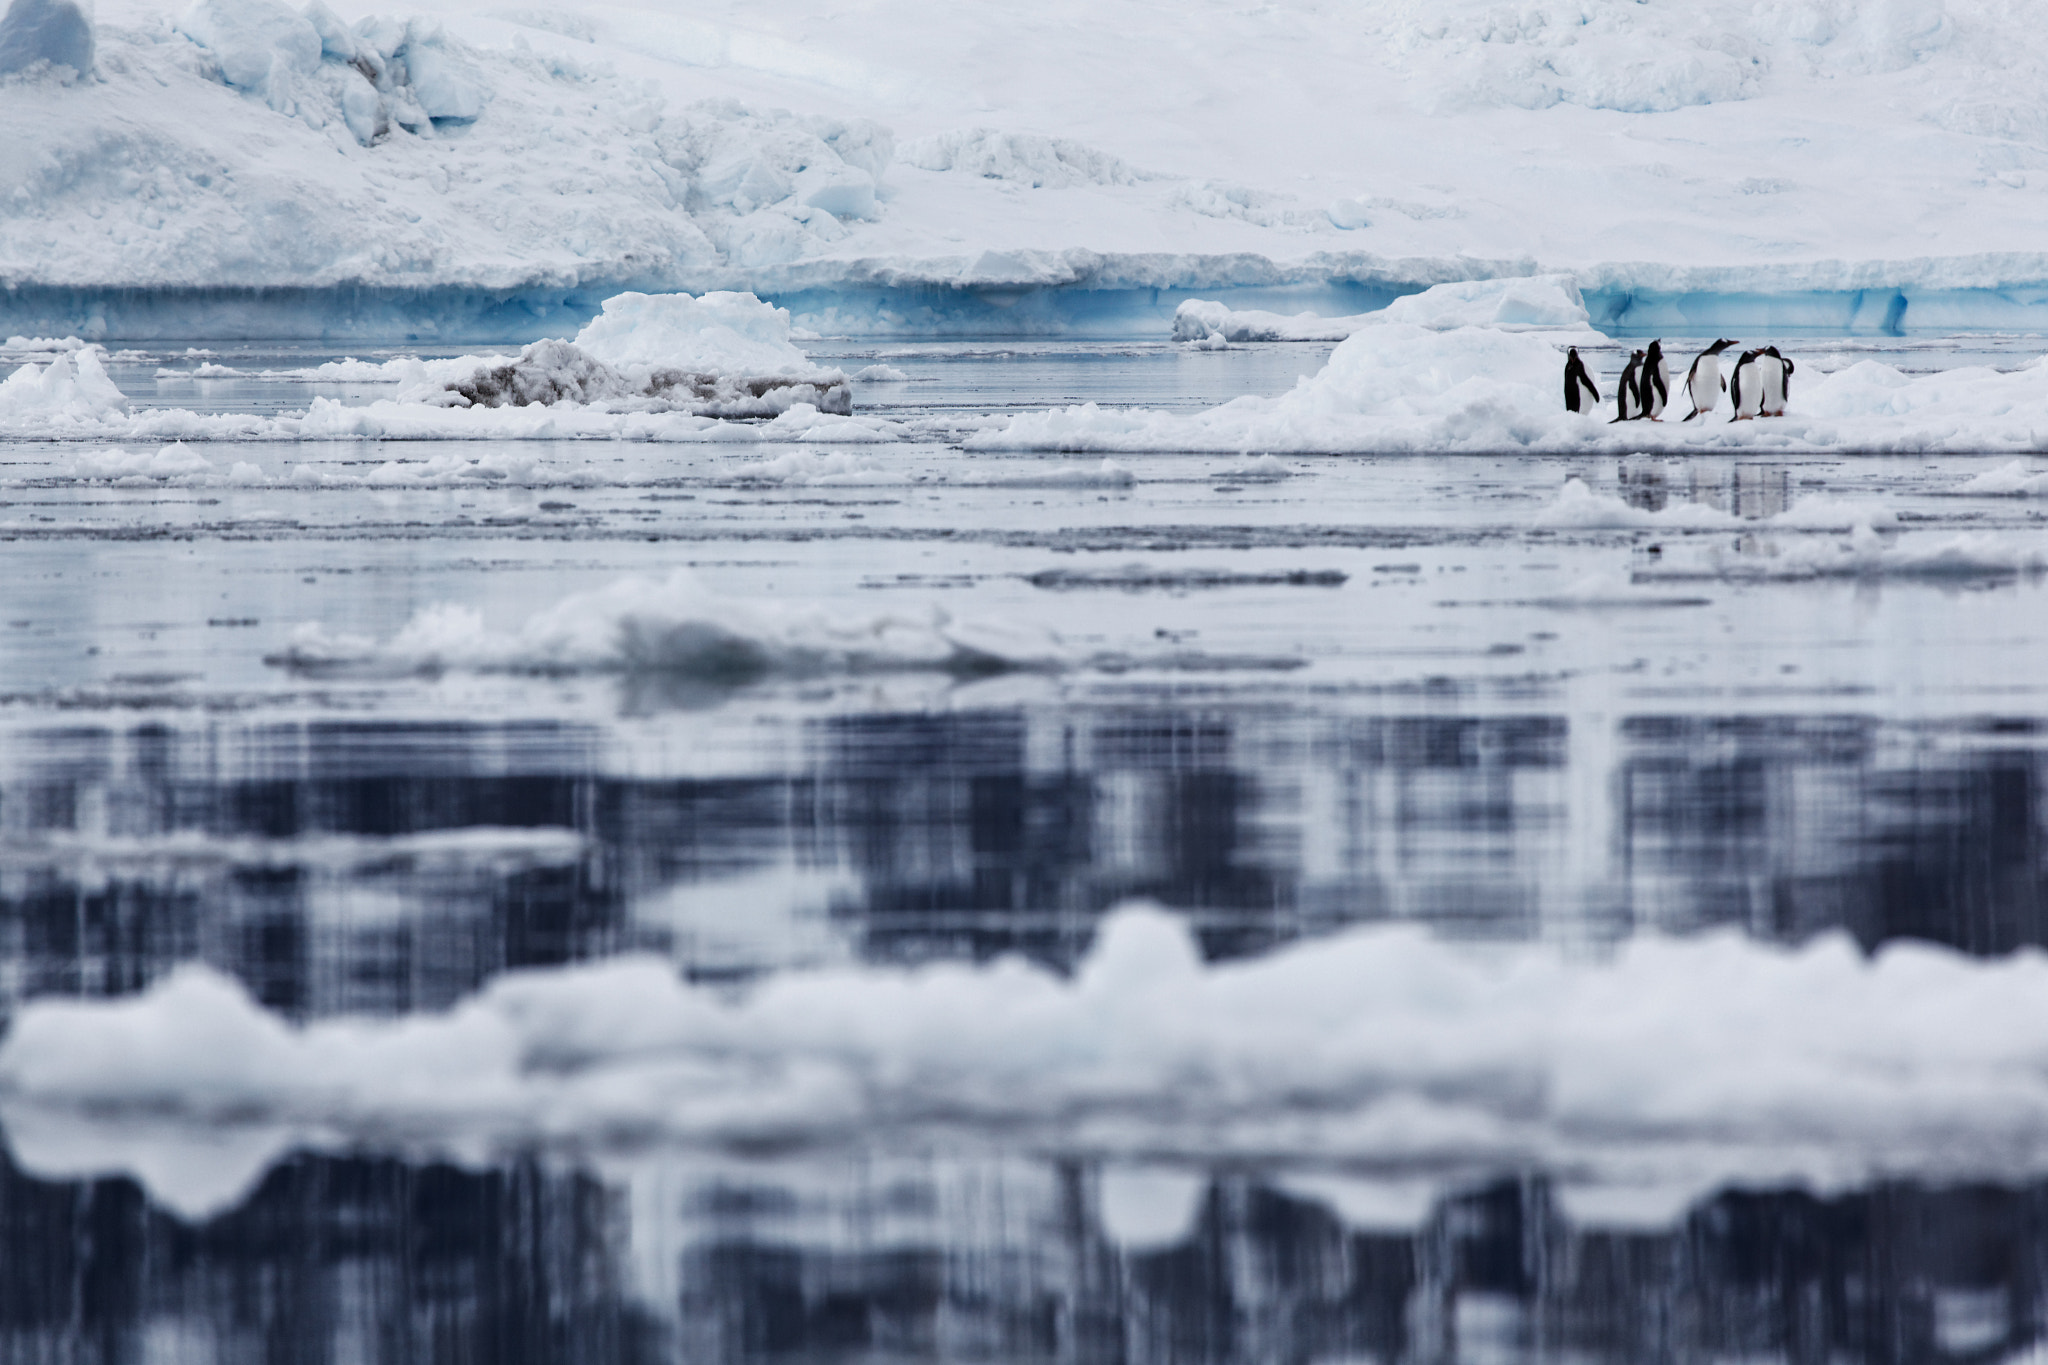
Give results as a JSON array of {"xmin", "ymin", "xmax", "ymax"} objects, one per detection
[{"xmin": 9, "ymin": 251, "xmax": 2048, "ymax": 340}]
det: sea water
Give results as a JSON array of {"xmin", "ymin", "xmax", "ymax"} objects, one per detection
[{"xmin": 4, "ymin": 335, "xmax": 2048, "ymax": 1363}]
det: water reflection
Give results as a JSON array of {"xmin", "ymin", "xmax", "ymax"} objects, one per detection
[
  {"xmin": 2, "ymin": 703, "xmax": 2047, "ymax": 1029},
  {"xmin": 3, "ymin": 1139, "xmax": 2044, "ymax": 1365}
]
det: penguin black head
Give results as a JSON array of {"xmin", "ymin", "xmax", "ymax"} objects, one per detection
[
  {"xmin": 1645, "ymin": 340, "xmax": 1664, "ymax": 358},
  {"xmin": 1706, "ymin": 338, "xmax": 1738, "ymax": 355}
]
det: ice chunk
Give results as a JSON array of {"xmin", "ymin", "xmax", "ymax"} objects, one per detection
[
  {"xmin": 1172, "ymin": 277, "xmax": 1592, "ymax": 344},
  {"xmin": 1376, "ymin": 275, "xmax": 1591, "ymax": 331},
  {"xmin": 573, "ymin": 290, "xmax": 834, "ymax": 381},
  {"xmin": 0, "ymin": 348, "xmax": 128, "ymax": 426},
  {"xmin": 0, "ymin": 0, "xmax": 92, "ymax": 75},
  {"xmin": 1172, "ymin": 299, "xmax": 1373, "ymax": 343},
  {"xmin": 446, "ymin": 339, "xmax": 636, "ymax": 408},
  {"xmin": 396, "ymin": 20, "xmax": 484, "ymax": 122},
  {"xmin": 299, "ymin": 0, "xmax": 354, "ymax": 62},
  {"xmin": 175, "ymin": 0, "xmax": 321, "ymax": 93}
]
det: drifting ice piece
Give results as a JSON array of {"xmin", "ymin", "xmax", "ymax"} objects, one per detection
[
  {"xmin": 442, "ymin": 294, "xmax": 854, "ymax": 417},
  {"xmin": 0, "ymin": 0, "xmax": 93, "ymax": 75}
]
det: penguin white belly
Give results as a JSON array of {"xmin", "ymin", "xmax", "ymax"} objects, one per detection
[
  {"xmin": 1732, "ymin": 362, "xmax": 1762, "ymax": 419},
  {"xmin": 1687, "ymin": 357, "xmax": 1721, "ymax": 417},
  {"xmin": 1758, "ymin": 355, "xmax": 1788, "ymax": 415},
  {"xmin": 1574, "ymin": 375, "xmax": 1599, "ymax": 409},
  {"xmin": 1644, "ymin": 357, "xmax": 1670, "ymax": 419}
]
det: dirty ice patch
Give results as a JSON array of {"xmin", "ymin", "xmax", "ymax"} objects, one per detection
[
  {"xmin": 266, "ymin": 569, "xmax": 1068, "ymax": 681},
  {"xmin": 21, "ymin": 906, "xmax": 2048, "ymax": 1219}
]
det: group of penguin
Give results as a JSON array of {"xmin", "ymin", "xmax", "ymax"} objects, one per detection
[{"xmin": 1563, "ymin": 339, "xmax": 1796, "ymax": 423}]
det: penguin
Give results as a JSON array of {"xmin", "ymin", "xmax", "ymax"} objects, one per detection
[
  {"xmin": 1681, "ymin": 339, "xmax": 1739, "ymax": 422},
  {"xmin": 1758, "ymin": 346, "xmax": 1794, "ymax": 416},
  {"xmin": 1563, "ymin": 347, "xmax": 1600, "ymax": 413},
  {"xmin": 1728, "ymin": 349, "xmax": 1763, "ymax": 421},
  {"xmin": 1611, "ymin": 349, "xmax": 1645, "ymax": 423},
  {"xmin": 1639, "ymin": 340, "xmax": 1670, "ymax": 420}
]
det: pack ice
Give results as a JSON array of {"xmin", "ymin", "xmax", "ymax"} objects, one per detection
[{"xmin": 15, "ymin": 905, "xmax": 2048, "ymax": 1219}]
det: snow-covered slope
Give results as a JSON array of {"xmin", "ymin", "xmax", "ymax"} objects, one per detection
[{"xmin": 6, "ymin": 0, "xmax": 2048, "ymax": 335}]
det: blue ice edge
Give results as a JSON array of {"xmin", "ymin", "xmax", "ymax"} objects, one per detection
[{"xmin": 7, "ymin": 279, "xmax": 2048, "ymax": 342}]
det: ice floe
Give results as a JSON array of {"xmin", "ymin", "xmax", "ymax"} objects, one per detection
[
  {"xmin": 267, "ymin": 569, "xmax": 1067, "ymax": 680},
  {"xmin": 18, "ymin": 904, "xmax": 2048, "ymax": 1218},
  {"xmin": 979, "ymin": 282, "xmax": 2048, "ymax": 456},
  {"xmin": 1172, "ymin": 274, "xmax": 1596, "ymax": 344}
]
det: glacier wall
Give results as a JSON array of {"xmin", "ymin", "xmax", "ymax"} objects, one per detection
[{"xmin": 11, "ymin": 279, "xmax": 2048, "ymax": 342}]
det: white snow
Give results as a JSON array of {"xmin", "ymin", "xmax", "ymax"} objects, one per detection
[{"xmin": 18, "ymin": 904, "xmax": 2048, "ymax": 1218}]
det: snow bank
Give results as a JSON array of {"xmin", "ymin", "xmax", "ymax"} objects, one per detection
[
  {"xmin": 0, "ymin": 0, "xmax": 92, "ymax": 76},
  {"xmin": 18, "ymin": 906, "xmax": 2048, "ymax": 1219},
  {"xmin": 898, "ymin": 128, "xmax": 1151, "ymax": 188},
  {"xmin": 266, "ymin": 569, "xmax": 1064, "ymax": 679},
  {"xmin": 1171, "ymin": 276, "xmax": 1592, "ymax": 344},
  {"xmin": 981, "ymin": 290, "xmax": 2048, "ymax": 456},
  {"xmin": 1172, "ymin": 299, "xmax": 1374, "ymax": 344}
]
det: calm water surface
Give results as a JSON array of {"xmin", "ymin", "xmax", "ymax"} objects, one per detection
[{"xmin": 5, "ymin": 335, "xmax": 2048, "ymax": 1363}]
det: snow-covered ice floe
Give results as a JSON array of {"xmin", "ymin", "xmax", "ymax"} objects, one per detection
[
  {"xmin": 0, "ymin": 290, "xmax": 867, "ymax": 439},
  {"xmin": 982, "ymin": 279, "xmax": 2048, "ymax": 456},
  {"xmin": 266, "ymin": 569, "xmax": 1068, "ymax": 680},
  {"xmin": 17, "ymin": 904, "xmax": 2048, "ymax": 1218},
  {"xmin": 1171, "ymin": 274, "xmax": 1596, "ymax": 344}
]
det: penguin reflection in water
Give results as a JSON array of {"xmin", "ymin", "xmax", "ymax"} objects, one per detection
[
  {"xmin": 1563, "ymin": 347, "xmax": 1601, "ymax": 412},
  {"xmin": 1681, "ymin": 339, "xmax": 1739, "ymax": 421},
  {"xmin": 1610, "ymin": 349, "xmax": 1646, "ymax": 422}
]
